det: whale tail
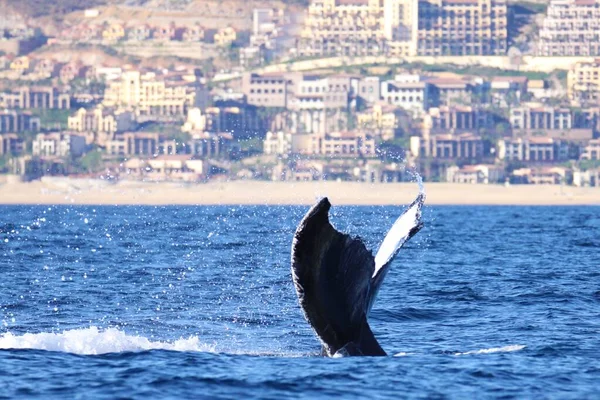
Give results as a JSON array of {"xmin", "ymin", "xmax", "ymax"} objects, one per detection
[{"xmin": 291, "ymin": 194, "xmax": 424, "ymax": 357}]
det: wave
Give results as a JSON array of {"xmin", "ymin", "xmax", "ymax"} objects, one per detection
[
  {"xmin": 0, "ymin": 327, "xmax": 215, "ymax": 355},
  {"xmin": 455, "ymin": 345, "xmax": 526, "ymax": 356}
]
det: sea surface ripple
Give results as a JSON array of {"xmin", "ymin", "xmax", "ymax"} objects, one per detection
[{"xmin": 1, "ymin": 204, "xmax": 599, "ymax": 398}]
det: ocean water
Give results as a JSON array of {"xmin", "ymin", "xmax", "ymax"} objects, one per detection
[{"xmin": 0, "ymin": 202, "xmax": 599, "ymax": 399}]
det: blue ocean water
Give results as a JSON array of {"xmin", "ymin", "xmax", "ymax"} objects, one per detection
[{"xmin": 0, "ymin": 202, "xmax": 599, "ymax": 399}]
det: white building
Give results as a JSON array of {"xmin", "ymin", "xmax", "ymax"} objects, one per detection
[{"xmin": 32, "ymin": 133, "xmax": 86, "ymax": 157}]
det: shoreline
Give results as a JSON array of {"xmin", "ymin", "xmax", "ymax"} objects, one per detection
[{"xmin": 0, "ymin": 178, "xmax": 599, "ymax": 206}]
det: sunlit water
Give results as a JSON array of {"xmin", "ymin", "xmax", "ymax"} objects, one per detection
[{"xmin": 1, "ymin": 204, "xmax": 599, "ymax": 398}]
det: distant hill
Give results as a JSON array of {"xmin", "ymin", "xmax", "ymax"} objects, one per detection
[{"xmin": 1, "ymin": 0, "xmax": 110, "ymax": 19}]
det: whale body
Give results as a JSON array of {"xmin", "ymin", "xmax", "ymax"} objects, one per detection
[{"xmin": 291, "ymin": 193, "xmax": 425, "ymax": 357}]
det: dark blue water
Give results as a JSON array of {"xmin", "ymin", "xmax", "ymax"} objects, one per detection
[{"xmin": 1, "ymin": 203, "xmax": 599, "ymax": 398}]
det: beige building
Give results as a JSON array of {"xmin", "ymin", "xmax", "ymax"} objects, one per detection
[
  {"xmin": 411, "ymin": 133, "xmax": 487, "ymax": 160},
  {"xmin": 107, "ymin": 132, "xmax": 161, "ymax": 157},
  {"xmin": 103, "ymin": 70, "xmax": 194, "ymax": 117},
  {"xmin": 498, "ymin": 137, "xmax": 569, "ymax": 163},
  {"xmin": 417, "ymin": 0, "xmax": 507, "ymax": 56},
  {"xmin": 265, "ymin": 130, "xmax": 376, "ymax": 157},
  {"xmin": 0, "ymin": 86, "xmax": 70, "ymax": 109},
  {"xmin": 446, "ymin": 164, "xmax": 504, "ymax": 184},
  {"xmin": 538, "ymin": 0, "xmax": 600, "ymax": 56},
  {"xmin": 567, "ymin": 59, "xmax": 600, "ymax": 104},
  {"xmin": 68, "ymin": 106, "xmax": 135, "ymax": 138},
  {"xmin": 298, "ymin": 0, "xmax": 418, "ymax": 58},
  {"xmin": 214, "ymin": 27, "xmax": 237, "ymax": 46}
]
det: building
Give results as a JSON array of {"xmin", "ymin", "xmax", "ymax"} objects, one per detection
[
  {"xmin": 242, "ymin": 72, "xmax": 299, "ymax": 108},
  {"xmin": 181, "ymin": 24, "xmax": 204, "ymax": 42},
  {"xmin": 446, "ymin": 164, "xmax": 504, "ymax": 184},
  {"xmin": 0, "ymin": 110, "xmax": 40, "ymax": 133},
  {"xmin": 214, "ymin": 27, "xmax": 237, "ymax": 46},
  {"xmin": 510, "ymin": 104, "xmax": 573, "ymax": 132},
  {"xmin": 580, "ymin": 138, "xmax": 600, "ymax": 160},
  {"xmin": 568, "ymin": 59, "xmax": 600, "ymax": 104},
  {"xmin": 102, "ymin": 23, "xmax": 126, "ymax": 42},
  {"xmin": 264, "ymin": 131, "xmax": 293, "ymax": 155},
  {"xmin": 511, "ymin": 167, "xmax": 567, "ymax": 184},
  {"xmin": 126, "ymin": 24, "xmax": 153, "ymax": 41},
  {"xmin": 189, "ymin": 132, "xmax": 227, "ymax": 158},
  {"xmin": 538, "ymin": 0, "xmax": 600, "ymax": 56},
  {"xmin": 106, "ymin": 132, "xmax": 160, "ymax": 156},
  {"xmin": 0, "ymin": 133, "xmax": 23, "ymax": 155},
  {"xmin": 573, "ymin": 168, "xmax": 600, "ymax": 186},
  {"xmin": 418, "ymin": 0, "xmax": 508, "ymax": 56},
  {"xmin": 412, "ymin": 133, "xmax": 488, "ymax": 160},
  {"xmin": 68, "ymin": 106, "xmax": 135, "ymax": 136},
  {"xmin": 297, "ymin": 0, "xmax": 418, "ymax": 58},
  {"xmin": 357, "ymin": 103, "xmax": 409, "ymax": 140},
  {"xmin": 498, "ymin": 137, "xmax": 569, "ymax": 163},
  {"xmin": 428, "ymin": 106, "xmax": 495, "ymax": 134},
  {"xmin": 381, "ymin": 75, "xmax": 430, "ymax": 113},
  {"xmin": 32, "ymin": 132, "xmax": 86, "ymax": 157},
  {"xmin": 102, "ymin": 70, "xmax": 194, "ymax": 118},
  {"xmin": 0, "ymin": 86, "xmax": 70, "ymax": 109},
  {"xmin": 266, "ymin": 130, "xmax": 376, "ymax": 157}
]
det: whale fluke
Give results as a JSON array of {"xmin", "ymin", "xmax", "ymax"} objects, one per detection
[{"xmin": 291, "ymin": 194, "xmax": 424, "ymax": 357}]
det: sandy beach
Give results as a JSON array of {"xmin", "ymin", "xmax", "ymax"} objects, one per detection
[{"xmin": 0, "ymin": 176, "xmax": 599, "ymax": 206}]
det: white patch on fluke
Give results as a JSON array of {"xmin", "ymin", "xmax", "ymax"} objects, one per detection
[
  {"xmin": 455, "ymin": 344, "xmax": 526, "ymax": 356},
  {"xmin": 373, "ymin": 197, "xmax": 422, "ymax": 276},
  {"xmin": 0, "ymin": 327, "xmax": 215, "ymax": 355}
]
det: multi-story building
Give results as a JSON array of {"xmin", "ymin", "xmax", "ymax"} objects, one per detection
[
  {"xmin": 381, "ymin": 74, "xmax": 431, "ymax": 113},
  {"xmin": 103, "ymin": 70, "xmax": 195, "ymax": 118},
  {"xmin": 106, "ymin": 132, "xmax": 160, "ymax": 157},
  {"xmin": 0, "ymin": 133, "xmax": 23, "ymax": 155},
  {"xmin": 580, "ymin": 138, "xmax": 600, "ymax": 160},
  {"xmin": 538, "ymin": 0, "xmax": 600, "ymax": 56},
  {"xmin": 568, "ymin": 59, "xmax": 600, "ymax": 104},
  {"xmin": 0, "ymin": 86, "xmax": 70, "ymax": 109},
  {"xmin": 509, "ymin": 104, "xmax": 573, "ymax": 132},
  {"xmin": 446, "ymin": 164, "xmax": 504, "ymax": 184},
  {"xmin": 0, "ymin": 110, "xmax": 40, "ymax": 133},
  {"xmin": 242, "ymin": 72, "xmax": 300, "ymax": 108},
  {"xmin": 298, "ymin": 0, "xmax": 418, "ymax": 58},
  {"xmin": 411, "ymin": 133, "xmax": 488, "ymax": 160},
  {"xmin": 266, "ymin": 130, "xmax": 376, "ymax": 157},
  {"xmin": 498, "ymin": 137, "xmax": 569, "ymax": 162},
  {"xmin": 32, "ymin": 133, "xmax": 87, "ymax": 157},
  {"xmin": 418, "ymin": 0, "xmax": 508, "ymax": 56},
  {"xmin": 428, "ymin": 105, "xmax": 495, "ymax": 134},
  {"xmin": 68, "ymin": 106, "xmax": 135, "ymax": 136}
]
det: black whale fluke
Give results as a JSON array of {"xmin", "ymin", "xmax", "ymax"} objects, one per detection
[{"xmin": 291, "ymin": 194, "xmax": 424, "ymax": 357}]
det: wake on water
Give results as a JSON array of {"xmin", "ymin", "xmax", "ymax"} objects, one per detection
[
  {"xmin": 0, "ymin": 327, "xmax": 525, "ymax": 358},
  {"xmin": 0, "ymin": 327, "xmax": 214, "ymax": 355}
]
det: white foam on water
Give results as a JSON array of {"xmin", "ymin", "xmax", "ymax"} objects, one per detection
[
  {"xmin": 0, "ymin": 327, "xmax": 215, "ymax": 355},
  {"xmin": 455, "ymin": 344, "xmax": 526, "ymax": 356}
]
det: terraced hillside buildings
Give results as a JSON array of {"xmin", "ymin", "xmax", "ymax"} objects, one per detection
[
  {"xmin": 417, "ymin": 0, "xmax": 508, "ymax": 56},
  {"xmin": 297, "ymin": 0, "xmax": 507, "ymax": 58},
  {"xmin": 298, "ymin": 0, "xmax": 423, "ymax": 57},
  {"xmin": 538, "ymin": 0, "xmax": 600, "ymax": 56}
]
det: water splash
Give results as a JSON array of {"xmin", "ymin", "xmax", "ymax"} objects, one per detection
[
  {"xmin": 455, "ymin": 345, "xmax": 526, "ymax": 356},
  {"xmin": 0, "ymin": 327, "xmax": 215, "ymax": 355}
]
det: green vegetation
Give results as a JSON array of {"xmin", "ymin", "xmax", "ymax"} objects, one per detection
[
  {"xmin": 78, "ymin": 149, "xmax": 103, "ymax": 173},
  {"xmin": 577, "ymin": 159, "xmax": 600, "ymax": 172},
  {"xmin": 511, "ymin": 1, "xmax": 549, "ymax": 15},
  {"xmin": 31, "ymin": 108, "xmax": 71, "ymax": 130},
  {"xmin": 0, "ymin": 154, "xmax": 9, "ymax": 173}
]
